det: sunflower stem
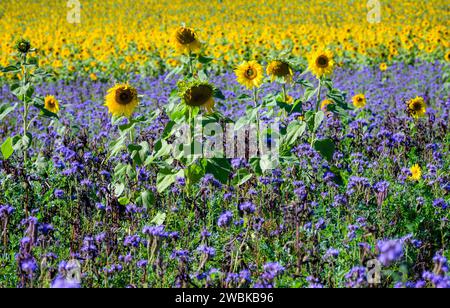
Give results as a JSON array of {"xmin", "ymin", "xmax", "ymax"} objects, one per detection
[
  {"xmin": 21, "ymin": 53, "xmax": 29, "ymax": 166},
  {"xmin": 188, "ymin": 50, "xmax": 194, "ymax": 77},
  {"xmin": 253, "ymin": 88, "xmax": 261, "ymax": 155},
  {"xmin": 282, "ymin": 83, "xmax": 288, "ymax": 118},
  {"xmin": 311, "ymin": 78, "xmax": 323, "ymax": 146}
]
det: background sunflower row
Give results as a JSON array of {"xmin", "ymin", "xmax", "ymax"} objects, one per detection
[{"xmin": 0, "ymin": 0, "xmax": 448, "ymax": 78}]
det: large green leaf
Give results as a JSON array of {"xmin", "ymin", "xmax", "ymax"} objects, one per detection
[
  {"xmin": 313, "ymin": 138, "xmax": 336, "ymax": 162},
  {"xmin": 202, "ymin": 158, "xmax": 232, "ymax": 184},
  {"xmin": 157, "ymin": 168, "xmax": 183, "ymax": 193},
  {"xmin": 0, "ymin": 103, "xmax": 18, "ymax": 122},
  {"xmin": 1, "ymin": 137, "xmax": 14, "ymax": 160}
]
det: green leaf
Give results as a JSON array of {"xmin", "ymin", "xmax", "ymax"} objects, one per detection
[
  {"xmin": 0, "ymin": 103, "xmax": 18, "ymax": 122},
  {"xmin": 202, "ymin": 158, "xmax": 232, "ymax": 184},
  {"xmin": 114, "ymin": 183, "xmax": 125, "ymax": 197},
  {"xmin": 284, "ymin": 120, "xmax": 307, "ymax": 147},
  {"xmin": 1, "ymin": 137, "xmax": 14, "ymax": 160},
  {"xmin": 213, "ymin": 88, "xmax": 226, "ymax": 100},
  {"xmin": 314, "ymin": 111, "xmax": 325, "ymax": 132},
  {"xmin": 296, "ymin": 79, "xmax": 314, "ymax": 88},
  {"xmin": 140, "ymin": 190, "xmax": 155, "ymax": 208},
  {"xmin": 118, "ymin": 196, "xmax": 130, "ymax": 206},
  {"xmin": 303, "ymin": 87, "xmax": 318, "ymax": 102},
  {"xmin": 151, "ymin": 212, "xmax": 166, "ymax": 226},
  {"xmin": 232, "ymin": 169, "xmax": 253, "ymax": 186},
  {"xmin": 157, "ymin": 168, "xmax": 183, "ymax": 193},
  {"xmin": 250, "ymin": 158, "xmax": 263, "ymax": 175},
  {"xmin": 1, "ymin": 65, "xmax": 20, "ymax": 73},
  {"xmin": 313, "ymin": 138, "xmax": 336, "ymax": 162},
  {"xmin": 237, "ymin": 94, "xmax": 251, "ymax": 100},
  {"xmin": 185, "ymin": 163, "xmax": 205, "ymax": 187},
  {"xmin": 198, "ymin": 55, "xmax": 214, "ymax": 64}
]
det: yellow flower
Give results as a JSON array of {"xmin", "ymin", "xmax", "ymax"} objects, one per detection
[
  {"xmin": 321, "ymin": 99, "xmax": 334, "ymax": 111},
  {"xmin": 285, "ymin": 95, "xmax": 294, "ymax": 104},
  {"xmin": 90, "ymin": 73, "xmax": 98, "ymax": 81},
  {"xmin": 266, "ymin": 60, "xmax": 293, "ymax": 83},
  {"xmin": 44, "ymin": 95, "xmax": 60, "ymax": 114},
  {"xmin": 104, "ymin": 84, "xmax": 139, "ymax": 118},
  {"xmin": 181, "ymin": 82, "xmax": 215, "ymax": 114},
  {"xmin": 352, "ymin": 94, "xmax": 366, "ymax": 109},
  {"xmin": 308, "ymin": 49, "xmax": 334, "ymax": 78},
  {"xmin": 406, "ymin": 96, "xmax": 427, "ymax": 119},
  {"xmin": 379, "ymin": 62, "xmax": 388, "ymax": 72},
  {"xmin": 172, "ymin": 27, "xmax": 201, "ymax": 54},
  {"xmin": 408, "ymin": 164, "xmax": 422, "ymax": 181},
  {"xmin": 445, "ymin": 51, "xmax": 450, "ymax": 62},
  {"xmin": 235, "ymin": 60, "xmax": 264, "ymax": 89}
]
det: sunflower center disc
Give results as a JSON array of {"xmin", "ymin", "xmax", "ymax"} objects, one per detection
[
  {"xmin": 117, "ymin": 90, "xmax": 133, "ymax": 105},
  {"xmin": 317, "ymin": 56, "xmax": 329, "ymax": 68}
]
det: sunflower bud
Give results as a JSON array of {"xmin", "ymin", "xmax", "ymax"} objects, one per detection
[{"xmin": 15, "ymin": 39, "xmax": 31, "ymax": 54}]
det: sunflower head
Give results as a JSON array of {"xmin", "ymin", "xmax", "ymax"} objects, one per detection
[
  {"xmin": 352, "ymin": 94, "xmax": 366, "ymax": 109},
  {"xmin": 408, "ymin": 164, "xmax": 422, "ymax": 181},
  {"xmin": 104, "ymin": 84, "xmax": 139, "ymax": 118},
  {"xmin": 321, "ymin": 99, "xmax": 334, "ymax": 111},
  {"xmin": 179, "ymin": 81, "xmax": 215, "ymax": 114},
  {"xmin": 266, "ymin": 60, "xmax": 293, "ymax": 83},
  {"xmin": 308, "ymin": 49, "xmax": 334, "ymax": 78},
  {"xmin": 44, "ymin": 95, "xmax": 60, "ymax": 114},
  {"xmin": 379, "ymin": 62, "xmax": 388, "ymax": 72},
  {"xmin": 445, "ymin": 51, "xmax": 450, "ymax": 62},
  {"xmin": 15, "ymin": 39, "xmax": 31, "ymax": 54},
  {"xmin": 406, "ymin": 96, "xmax": 427, "ymax": 119},
  {"xmin": 235, "ymin": 60, "xmax": 264, "ymax": 89},
  {"xmin": 173, "ymin": 27, "xmax": 201, "ymax": 54}
]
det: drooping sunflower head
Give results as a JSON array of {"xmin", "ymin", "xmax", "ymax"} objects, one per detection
[
  {"xmin": 15, "ymin": 38, "xmax": 31, "ymax": 54},
  {"xmin": 408, "ymin": 164, "xmax": 422, "ymax": 181},
  {"xmin": 172, "ymin": 27, "xmax": 201, "ymax": 54},
  {"xmin": 266, "ymin": 60, "xmax": 293, "ymax": 83},
  {"xmin": 104, "ymin": 84, "xmax": 139, "ymax": 118},
  {"xmin": 44, "ymin": 95, "xmax": 60, "ymax": 114},
  {"xmin": 406, "ymin": 96, "xmax": 427, "ymax": 119},
  {"xmin": 379, "ymin": 62, "xmax": 388, "ymax": 72},
  {"xmin": 321, "ymin": 99, "xmax": 334, "ymax": 111},
  {"xmin": 179, "ymin": 81, "xmax": 215, "ymax": 114},
  {"xmin": 445, "ymin": 51, "xmax": 450, "ymax": 62},
  {"xmin": 235, "ymin": 60, "xmax": 264, "ymax": 89},
  {"xmin": 308, "ymin": 49, "xmax": 334, "ymax": 78},
  {"xmin": 352, "ymin": 94, "xmax": 366, "ymax": 109}
]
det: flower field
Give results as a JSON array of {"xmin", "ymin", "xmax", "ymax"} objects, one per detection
[{"xmin": 0, "ymin": 0, "xmax": 449, "ymax": 289}]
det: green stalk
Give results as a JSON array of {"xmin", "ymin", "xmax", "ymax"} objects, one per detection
[
  {"xmin": 254, "ymin": 88, "xmax": 260, "ymax": 155},
  {"xmin": 311, "ymin": 79, "xmax": 323, "ymax": 146},
  {"xmin": 21, "ymin": 53, "xmax": 29, "ymax": 166}
]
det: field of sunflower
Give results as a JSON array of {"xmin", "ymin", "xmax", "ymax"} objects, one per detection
[{"xmin": 0, "ymin": 0, "xmax": 449, "ymax": 290}]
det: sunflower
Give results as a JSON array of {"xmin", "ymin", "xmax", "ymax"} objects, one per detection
[
  {"xmin": 15, "ymin": 38, "xmax": 31, "ymax": 54},
  {"xmin": 321, "ymin": 99, "xmax": 334, "ymax": 111},
  {"xmin": 379, "ymin": 62, "xmax": 388, "ymax": 72},
  {"xmin": 266, "ymin": 60, "xmax": 293, "ymax": 83},
  {"xmin": 104, "ymin": 84, "xmax": 139, "ymax": 117},
  {"xmin": 406, "ymin": 96, "xmax": 427, "ymax": 119},
  {"xmin": 172, "ymin": 27, "xmax": 201, "ymax": 54},
  {"xmin": 235, "ymin": 61, "xmax": 264, "ymax": 89},
  {"xmin": 308, "ymin": 49, "xmax": 334, "ymax": 78},
  {"xmin": 179, "ymin": 81, "xmax": 215, "ymax": 114},
  {"xmin": 408, "ymin": 164, "xmax": 422, "ymax": 181},
  {"xmin": 44, "ymin": 95, "xmax": 60, "ymax": 114},
  {"xmin": 352, "ymin": 94, "xmax": 366, "ymax": 109},
  {"xmin": 445, "ymin": 51, "xmax": 450, "ymax": 62}
]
